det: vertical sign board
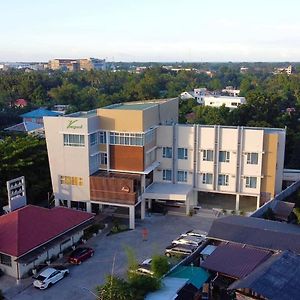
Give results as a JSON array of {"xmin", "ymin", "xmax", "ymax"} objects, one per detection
[{"xmin": 6, "ymin": 176, "xmax": 27, "ymax": 212}]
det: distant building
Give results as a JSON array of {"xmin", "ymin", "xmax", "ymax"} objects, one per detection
[
  {"xmin": 20, "ymin": 108, "xmax": 61, "ymax": 125},
  {"xmin": 48, "ymin": 58, "xmax": 106, "ymax": 71},
  {"xmin": 222, "ymin": 86, "xmax": 240, "ymax": 97},
  {"xmin": 274, "ymin": 65, "xmax": 293, "ymax": 75},
  {"xmin": 12, "ymin": 98, "xmax": 28, "ymax": 108},
  {"xmin": 240, "ymin": 66, "xmax": 249, "ymax": 74},
  {"xmin": 198, "ymin": 95, "xmax": 246, "ymax": 109}
]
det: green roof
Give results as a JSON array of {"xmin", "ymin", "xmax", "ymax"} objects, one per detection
[
  {"xmin": 168, "ymin": 266, "xmax": 209, "ymax": 289},
  {"xmin": 106, "ymin": 103, "xmax": 156, "ymax": 110}
]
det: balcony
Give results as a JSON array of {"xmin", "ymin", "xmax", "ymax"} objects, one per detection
[{"xmin": 90, "ymin": 171, "xmax": 141, "ymax": 205}]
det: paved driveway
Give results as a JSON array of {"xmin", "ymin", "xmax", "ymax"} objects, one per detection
[{"xmin": 5, "ymin": 213, "xmax": 216, "ymax": 300}]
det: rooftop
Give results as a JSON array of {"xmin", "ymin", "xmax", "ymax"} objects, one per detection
[
  {"xmin": 20, "ymin": 108, "xmax": 62, "ymax": 118},
  {"xmin": 0, "ymin": 205, "xmax": 94, "ymax": 257},
  {"xmin": 228, "ymin": 251, "xmax": 300, "ymax": 300},
  {"xmin": 208, "ymin": 215, "xmax": 300, "ymax": 253},
  {"xmin": 201, "ymin": 243, "xmax": 272, "ymax": 279}
]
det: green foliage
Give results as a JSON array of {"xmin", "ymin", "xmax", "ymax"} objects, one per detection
[
  {"xmin": 0, "ymin": 135, "xmax": 51, "ymax": 208},
  {"xmin": 151, "ymin": 255, "xmax": 170, "ymax": 278},
  {"xmin": 96, "ymin": 275, "xmax": 134, "ymax": 300},
  {"xmin": 124, "ymin": 246, "xmax": 138, "ymax": 273},
  {"xmin": 293, "ymin": 207, "xmax": 300, "ymax": 224}
]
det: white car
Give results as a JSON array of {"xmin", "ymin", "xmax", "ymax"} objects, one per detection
[
  {"xmin": 181, "ymin": 229, "xmax": 207, "ymax": 239},
  {"xmin": 172, "ymin": 235, "xmax": 204, "ymax": 247},
  {"xmin": 33, "ymin": 267, "xmax": 69, "ymax": 289}
]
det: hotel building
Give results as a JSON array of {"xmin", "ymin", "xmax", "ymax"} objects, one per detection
[{"xmin": 44, "ymin": 98, "xmax": 286, "ymax": 228}]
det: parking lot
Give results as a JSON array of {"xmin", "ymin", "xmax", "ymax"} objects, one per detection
[{"xmin": 2, "ymin": 212, "xmax": 217, "ymax": 300}]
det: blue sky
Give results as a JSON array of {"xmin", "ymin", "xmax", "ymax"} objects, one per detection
[{"xmin": 1, "ymin": 0, "xmax": 300, "ymax": 61}]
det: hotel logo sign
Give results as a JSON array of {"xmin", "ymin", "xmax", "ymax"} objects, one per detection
[{"xmin": 67, "ymin": 120, "xmax": 83, "ymax": 129}]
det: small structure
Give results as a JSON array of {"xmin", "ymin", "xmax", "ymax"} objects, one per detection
[
  {"xmin": 228, "ymin": 250, "xmax": 300, "ymax": 300},
  {"xmin": 4, "ymin": 121, "xmax": 44, "ymax": 135},
  {"xmin": 12, "ymin": 99, "xmax": 28, "ymax": 108},
  {"xmin": 20, "ymin": 108, "xmax": 61, "ymax": 125},
  {"xmin": 0, "ymin": 205, "xmax": 94, "ymax": 279},
  {"xmin": 201, "ymin": 243, "xmax": 271, "ymax": 279}
]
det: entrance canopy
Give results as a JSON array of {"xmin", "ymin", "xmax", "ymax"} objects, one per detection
[{"xmin": 143, "ymin": 182, "xmax": 193, "ymax": 201}]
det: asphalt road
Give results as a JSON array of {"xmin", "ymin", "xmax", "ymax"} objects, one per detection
[{"xmin": 9, "ymin": 213, "xmax": 216, "ymax": 300}]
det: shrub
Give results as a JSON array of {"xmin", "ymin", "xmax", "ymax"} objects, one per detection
[{"xmin": 151, "ymin": 255, "xmax": 170, "ymax": 278}]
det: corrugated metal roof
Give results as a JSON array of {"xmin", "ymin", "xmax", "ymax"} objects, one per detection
[
  {"xmin": 21, "ymin": 108, "xmax": 61, "ymax": 118},
  {"xmin": 228, "ymin": 251, "xmax": 300, "ymax": 300},
  {"xmin": 201, "ymin": 243, "xmax": 271, "ymax": 279},
  {"xmin": 207, "ymin": 216, "xmax": 300, "ymax": 253}
]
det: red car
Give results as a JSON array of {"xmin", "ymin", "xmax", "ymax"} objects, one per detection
[{"xmin": 68, "ymin": 247, "xmax": 94, "ymax": 265}]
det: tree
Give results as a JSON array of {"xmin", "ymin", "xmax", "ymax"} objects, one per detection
[{"xmin": 96, "ymin": 275, "xmax": 133, "ymax": 300}]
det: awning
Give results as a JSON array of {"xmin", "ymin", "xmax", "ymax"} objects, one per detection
[{"xmin": 143, "ymin": 183, "xmax": 193, "ymax": 201}]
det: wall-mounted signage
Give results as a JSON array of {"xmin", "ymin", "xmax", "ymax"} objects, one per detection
[{"xmin": 67, "ymin": 120, "xmax": 83, "ymax": 129}]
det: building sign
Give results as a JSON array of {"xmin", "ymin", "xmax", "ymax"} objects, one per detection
[
  {"xmin": 121, "ymin": 185, "xmax": 130, "ymax": 193},
  {"xmin": 6, "ymin": 176, "xmax": 27, "ymax": 212},
  {"xmin": 67, "ymin": 120, "xmax": 83, "ymax": 129}
]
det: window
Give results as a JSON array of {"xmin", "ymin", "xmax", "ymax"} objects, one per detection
[
  {"xmin": 247, "ymin": 153, "xmax": 258, "ymax": 165},
  {"xmin": 100, "ymin": 153, "xmax": 107, "ymax": 165},
  {"xmin": 202, "ymin": 173, "xmax": 213, "ymax": 184},
  {"xmin": 219, "ymin": 151, "xmax": 230, "ymax": 163},
  {"xmin": 177, "ymin": 171, "xmax": 188, "ymax": 182},
  {"xmin": 60, "ymin": 176, "xmax": 83, "ymax": 186},
  {"xmin": 203, "ymin": 150, "xmax": 213, "ymax": 161},
  {"xmin": 90, "ymin": 133, "xmax": 98, "ymax": 146},
  {"xmin": 178, "ymin": 148, "xmax": 188, "ymax": 160},
  {"xmin": 99, "ymin": 131, "xmax": 106, "ymax": 144},
  {"xmin": 245, "ymin": 176, "xmax": 257, "ymax": 188},
  {"xmin": 163, "ymin": 147, "xmax": 172, "ymax": 158},
  {"xmin": 109, "ymin": 132, "xmax": 144, "ymax": 146},
  {"xmin": 145, "ymin": 129, "xmax": 155, "ymax": 144},
  {"xmin": 0, "ymin": 253, "xmax": 12, "ymax": 266},
  {"xmin": 163, "ymin": 169, "xmax": 172, "ymax": 181},
  {"xmin": 218, "ymin": 174, "xmax": 229, "ymax": 186},
  {"xmin": 63, "ymin": 134, "xmax": 85, "ymax": 147}
]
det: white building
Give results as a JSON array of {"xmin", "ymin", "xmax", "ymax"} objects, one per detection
[{"xmin": 197, "ymin": 95, "xmax": 246, "ymax": 109}]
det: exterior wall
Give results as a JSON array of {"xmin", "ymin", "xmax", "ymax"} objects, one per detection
[
  {"xmin": 97, "ymin": 109, "xmax": 144, "ymax": 132},
  {"xmin": 261, "ymin": 133, "xmax": 279, "ymax": 200},
  {"xmin": 110, "ymin": 145, "xmax": 144, "ymax": 172},
  {"xmin": 199, "ymin": 96, "xmax": 246, "ymax": 109},
  {"xmin": 44, "ymin": 115, "xmax": 97, "ymax": 204},
  {"xmin": 0, "ymin": 255, "xmax": 18, "ymax": 278}
]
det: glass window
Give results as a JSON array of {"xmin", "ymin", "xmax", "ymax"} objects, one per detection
[
  {"xmin": 90, "ymin": 133, "xmax": 97, "ymax": 146},
  {"xmin": 245, "ymin": 176, "xmax": 257, "ymax": 188},
  {"xmin": 163, "ymin": 169, "xmax": 172, "ymax": 181},
  {"xmin": 60, "ymin": 176, "xmax": 83, "ymax": 186},
  {"xmin": 203, "ymin": 150, "xmax": 213, "ymax": 161},
  {"xmin": 219, "ymin": 151, "xmax": 230, "ymax": 163},
  {"xmin": 163, "ymin": 147, "xmax": 172, "ymax": 158},
  {"xmin": 145, "ymin": 129, "xmax": 155, "ymax": 144},
  {"xmin": 100, "ymin": 153, "xmax": 107, "ymax": 165},
  {"xmin": 63, "ymin": 134, "xmax": 85, "ymax": 147},
  {"xmin": 177, "ymin": 171, "xmax": 187, "ymax": 182},
  {"xmin": 218, "ymin": 174, "xmax": 229, "ymax": 186},
  {"xmin": 247, "ymin": 153, "xmax": 258, "ymax": 165},
  {"xmin": 202, "ymin": 173, "xmax": 213, "ymax": 184},
  {"xmin": 0, "ymin": 253, "xmax": 12, "ymax": 266},
  {"xmin": 178, "ymin": 148, "xmax": 188, "ymax": 160}
]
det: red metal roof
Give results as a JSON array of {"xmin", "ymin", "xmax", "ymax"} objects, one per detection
[
  {"xmin": 14, "ymin": 99, "xmax": 28, "ymax": 107},
  {"xmin": 0, "ymin": 205, "xmax": 94, "ymax": 257},
  {"xmin": 201, "ymin": 243, "xmax": 272, "ymax": 279}
]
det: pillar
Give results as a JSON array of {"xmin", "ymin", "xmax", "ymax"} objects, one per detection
[
  {"xmin": 186, "ymin": 195, "xmax": 190, "ymax": 216},
  {"xmin": 256, "ymin": 195, "xmax": 260, "ymax": 210},
  {"xmin": 86, "ymin": 202, "xmax": 92, "ymax": 213},
  {"xmin": 235, "ymin": 194, "xmax": 240, "ymax": 211},
  {"xmin": 147, "ymin": 199, "xmax": 152, "ymax": 210},
  {"xmin": 141, "ymin": 175, "xmax": 146, "ymax": 193},
  {"xmin": 55, "ymin": 198, "xmax": 59, "ymax": 207},
  {"xmin": 67, "ymin": 200, "xmax": 71, "ymax": 208},
  {"xmin": 141, "ymin": 199, "xmax": 145, "ymax": 220},
  {"xmin": 129, "ymin": 206, "xmax": 135, "ymax": 229}
]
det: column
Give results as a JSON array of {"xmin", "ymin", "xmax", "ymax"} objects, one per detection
[
  {"xmin": 141, "ymin": 175, "xmax": 146, "ymax": 193},
  {"xmin": 86, "ymin": 201, "xmax": 92, "ymax": 213},
  {"xmin": 186, "ymin": 195, "xmax": 190, "ymax": 215},
  {"xmin": 141, "ymin": 199, "xmax": 145, "ymax": 220},
  {"xmin": 235, "ymin": 194, "xmax": 240, "ymax": 211},
  {"xmin": 67, "ymin": 200, "xmax": 71, "ymax": 208},
  {"xmin": 256, "ymin": 195, "xmax": 260, "ymax": 210},
  {"xmin": 129, "ymin": 206, "xmax": 135, "ymax": 229},
  {"xmin": 55, "ymin": 198, "xmax": 60, "ymax": 207},
  {"xmin": 147, "ymin": 199, "xmax": 152, "ymax": 209}
]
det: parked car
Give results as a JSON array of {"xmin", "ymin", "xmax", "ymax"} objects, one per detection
[
  {"xmin": 69, "ymin": 247, "xmax": 94, "ymax": 265},
  {"xmin": 181, "ymin": 229, "xmax": 207, "ymax": 239},
  {"xmin": 165, "ymin": 244, "xmax": 196, "ymax": 257},
  {"xmin": 135, "ymin": 259, "xmax": 154, "ymax": 276},
  {"xmin": 149, "ymin": 202, "xmax": 168, "ymax": 215},
  {"xmin": 33, "ymin": 267, "xmax": 69, "ymax": 289},
  {"xmin": 172, "ymin": 235, "xmax": 204, "ymax": 247}
]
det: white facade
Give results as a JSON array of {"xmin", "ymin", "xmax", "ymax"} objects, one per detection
[{"xmin": 198, "ymin": 95, "xmax": 246, "ymax": 109}]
